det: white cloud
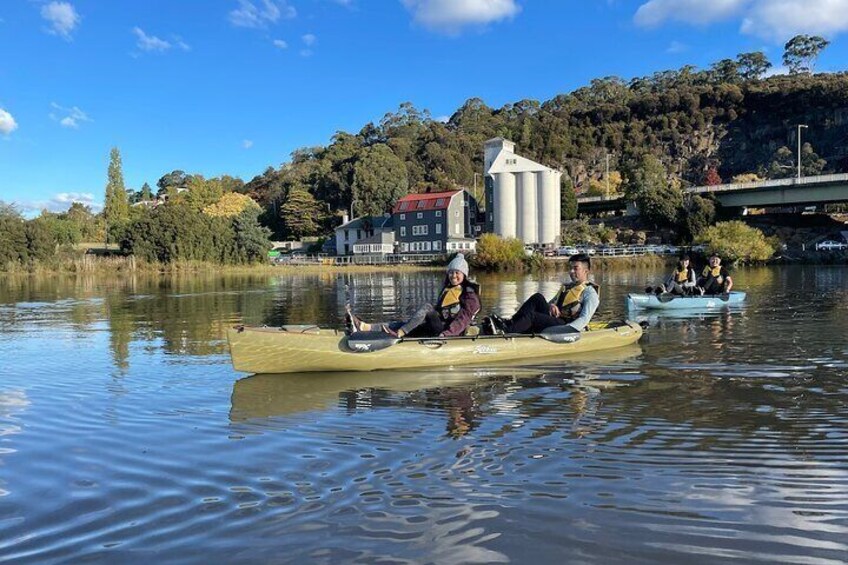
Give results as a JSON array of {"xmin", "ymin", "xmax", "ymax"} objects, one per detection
[
  {"xmin": 635, "ymin": 0, "xmax": 848, "ymax": 41},
  {"xmin": 435, "ymin": 115, "xmax": 450, "ymax": 123},
  {"xmin": 273, "ymin": 38, "xmax": 288, "ymax": 48},
  {"xmin": 0, "ymin": 108, "xmax": 18, "ymax": 135},
  {"xmin": 402, "ymin": 0, "xmax": 521, "ymax": 34},
  {"xmin": 741, "ymin": 0, "xmax": 848, "ymax": 41},
  {"xmin": 635, "ymin": 0, "xmax": 747, "ymax": 27},
  {"xmin": 302, "ymin": 33, "xmax": 316, "ymax": 46},
  {"xmin": 243, "ymin": 139, "xmax": 254, "ymax": 149},
  {"xmin": 133, "ymin": 27, "xmax": 171, "ymax": 52},
  {"xmin": 19, "ymin": 192, "xmax": 101, "ymax": 216},
  {"xmin": 41, "ymin": 1, "xmax": 80, "ymax": 40},
  {"xmin": 174, "ymin": 36, "xmax": 192, "ymax": 51},
  {"xmin": 300, "ymin": 49, "xmax": 313, "ymax": 57},
  {"xmin": 666, "ymin": 40, "xmax": 688, "ymax": 53},
  {"xmin": 229, "ymin": 0, "xmax": 296, "ymax": 28},
  {"xmin": 49, "ymin": 102, "xmax": 91, "ymax": 129}
]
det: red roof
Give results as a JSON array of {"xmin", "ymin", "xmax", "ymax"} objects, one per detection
[{"xmin": 392, "ymin": 190, "xmax": 460, "ymax": 214}]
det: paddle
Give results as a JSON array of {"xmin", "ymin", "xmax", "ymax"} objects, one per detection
[
  {"xmin": 345, "ymin": 330, "xmax": 399, "ymax": 353},
  {"xmin": 538, "ymin": 325, "xmax": 582, "ymax": 344}
]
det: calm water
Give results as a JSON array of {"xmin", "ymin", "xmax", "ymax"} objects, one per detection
[{"xmin": 1, "ymin": 265, "xmax": 847, "ymax": 563}]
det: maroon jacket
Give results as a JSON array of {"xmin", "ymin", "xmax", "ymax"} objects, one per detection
[{"xmin": 439, "ymin": 279, "xmax": 481, "ymax": 337}]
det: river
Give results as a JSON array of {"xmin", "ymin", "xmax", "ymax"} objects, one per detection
[{"xmin": 1, "ymin": 265, "xmax": 846, "ymax": 563}]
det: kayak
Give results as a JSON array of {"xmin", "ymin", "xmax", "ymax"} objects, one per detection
[
  {"xmin": 626, "ymin": 291, "xmax": 746, "ymax": 310},
  {"xmin": 227, "ymin": 320, "xmax": 643, "ymax": 374}
]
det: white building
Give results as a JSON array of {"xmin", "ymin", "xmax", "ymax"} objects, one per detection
[{"xmin": 483, "ymin": 138, "xmax": 562, "ymax": 246}]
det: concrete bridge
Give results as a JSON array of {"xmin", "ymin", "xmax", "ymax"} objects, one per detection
[{"xmin": 577, "ymin": 173, "xmax": 848, "ymax": 214}]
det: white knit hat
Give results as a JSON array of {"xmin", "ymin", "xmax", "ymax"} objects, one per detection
[{"xmin": 446, "ymin": 253, "xmax": 469, "ymax": 277}]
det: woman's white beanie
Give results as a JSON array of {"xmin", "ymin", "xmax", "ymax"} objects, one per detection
[{"xmin": 446, "ymin": 253, "xmax": 469, "ymax": 277}]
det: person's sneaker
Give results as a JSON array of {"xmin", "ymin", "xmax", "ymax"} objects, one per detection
[
  {"xmin": 344, "ymin": 305, "xmax": 368, "ymax": 333},
  {"xmin": 381, "ymin": 324, "xmax": 399, "ymax": 338},
  {"xmin": 696, "ymin": 286, "xmax": 705, "ymax": 296},
  {"xmin": 490, "ymin": 314, "xmax": 508, "ymax": 335},
  {"xmin": 482, "ymin": 316, "xmax": 498, "ymax": 336}
]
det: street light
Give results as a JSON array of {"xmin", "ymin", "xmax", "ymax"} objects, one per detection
[
  {"xmin": 797, "ymin": 124, "xmax": 808, "ymax": 179},
  {"xmin": 605, "ymin": 153, "xmax": 611, "ymax": 199}
]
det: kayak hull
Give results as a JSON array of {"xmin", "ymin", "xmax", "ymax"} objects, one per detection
[
  {"xmin": 227, "ymin": 321, "xmax": 643, "ymax": 374},
  {"xmin": 627, "ymin": 291, "xmax": 746, "ymax": 310}
]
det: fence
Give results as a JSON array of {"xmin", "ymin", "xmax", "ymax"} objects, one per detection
[{"xmin": 277, "ymin": 253, "xmax": 444, "ymax": 266}]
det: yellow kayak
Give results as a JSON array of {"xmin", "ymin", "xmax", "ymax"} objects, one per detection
[{"xmin": 227, "ymin": 320, "xmax": 643, "ymax": 374}]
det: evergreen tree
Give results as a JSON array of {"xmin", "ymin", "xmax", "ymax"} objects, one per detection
[
  {"xmin": 352, "ymin": 144, "xmax": 409, "ymax": 216},
  {"xmin": 140, "ymin": 182, "xmax": 153, "ymax": 201},
  {"xmin": 623, "ymin": 154, "xmax": 682, "ymax": 229},
  {"xmin": 280, "ymin": 189, "xmax": 324, "ymax": 239},
  {"xmin": 561, "ymin": 177, "xmax": 578, "ymax": 220},
  {"xmin": 104, "ymin": 147, "xmax": 129, "ymax": 234}
]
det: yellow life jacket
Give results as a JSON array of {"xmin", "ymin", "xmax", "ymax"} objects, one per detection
[
  {"xmin": 674, "ymin": 267, "xmax": 691, "ymax": 283},
  {"xmin": 553, "ymin": 281, "xmax": 600, "ymax": 322},
  {"xmin": 702, "ymin": 265, "xmax": 724, "ymax": 283},
  {"xmin": 437, "ymin": 285, "xmax": 463, "ymax": 318}
]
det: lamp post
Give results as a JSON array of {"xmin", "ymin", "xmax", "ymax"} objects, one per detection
[
  {"xmin": 605, "ymin": 153, "xmax": 612, "ymax": 199},
  {"xmin": 797, "ymin": 124, "xmax": 808, "ymax": 179}
]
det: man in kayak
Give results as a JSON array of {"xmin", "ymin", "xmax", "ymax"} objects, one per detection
[
  {"xmin": 484, "ymin": 253, "xmax": 599, "ymax": 335},
  {"xmin": 346, "ymin": 253, "xmax": 481, "ymax": 338},
  {"xmin": 697, "ymin": 254, "xmax": 733, "ymax": 295},
  {"xmin": 648, "ymin": 255, "xmax": 696, "ymax": 296}
]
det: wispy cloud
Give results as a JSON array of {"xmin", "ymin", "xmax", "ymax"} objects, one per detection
[
  {"xmin": 49, "ymin": 102, "xmax": 91, "ymax": 129},
  {"xmin": 635, "ymin": 0, "xmax": 848, "ymax": 41},
  {"xmin": 666, "ymin": 40, "xmax": 687, "ymax": 53},
  {"xmin": 133, "ymin": 27, "xmax": 172, "ymax": 52},
  {"xmin": 229, "ymin": 0, "xmax": 296, "ymax": 28},
  {"xmin": 401, "ymin": 0, "xmax": 521, "ymax": 35},
  {"xmin": 19, "ymin": 192, "xmax": 101, "ymax": 216},
  {"xmin": 242, "ymin": 139, "xmax": 254, "ymax": 149},
  {"xmin": 41, "ymin": 1, "xmax": 81, "ymax": 40},
  {"xmin": 273, "ymin": 38, "xmax": 288, "ymax": 49},
  {"xmin": 0, "ymin": 108, "xmax": 18, "ymax": 135},
  {"xmin": 302, "ymin": 33, "xmax": 316, "ymax": 46}
]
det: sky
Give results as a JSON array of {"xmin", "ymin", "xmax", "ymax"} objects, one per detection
[{"xmin": 2, "ymin": 0, "xmax": 848, "ymax": 216}]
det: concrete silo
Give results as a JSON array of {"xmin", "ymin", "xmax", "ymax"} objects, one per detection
[{"xmin": 484, "ymin": 138, "xmax": 562, "ymax": 246}]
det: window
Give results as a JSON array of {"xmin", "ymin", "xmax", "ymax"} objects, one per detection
[
  {"xmin": 344, "ymin": 230, "xmax": 350, "ymax": 241},
  {"xmin": 400, "ymin": 213, "xmax": 405, "ymax": 220},
  {"xmin": 435, "ymin": 198, "xmax": 445, "ymax": 207},
  {"xmin": 399, "ymin": 201, "xmax": 409, "ymax": 211},
  {"xmin": 455, "ymin": 223, "xmax": 460, "ymax": 234},
  {"xmin": 435, "ymin": 210, "xmax": 442, "ymax": 217},
  {"xmin": 412, "ymin": 225, "xmax": 429, "ymax": 236},
  {"xmin": 434, "ymin": 241, "xmax": 441, "ymax": 251},
  {"xmin": 401, "ymin": 243, "xmax": 408, "ymax": 252},
  {"xmin": 424, "ymin": 241, "xmax": 431, "ymax": 251},
  {"xmin": 400, "ymin": 226, "xmax": 406, "ymax": 237},
  {"xmin": 417, "ymin": 200, "xmax": 426, "ymax": 209},
  {"xmin": 416, "ymin": 212, "xmax": 423, "ymax": 219},
  {"xmin": 357, "ymin": 229, "xmax": 362, "ymax": 239},
  {"xmin": 436, "ymin": 223, "xmax": 441, "ymax": 235}
]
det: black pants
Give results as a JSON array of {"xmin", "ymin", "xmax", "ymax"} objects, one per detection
[
  {"xmin": 505, "ymin": 293, "xmax": 568, "ymax": 334},
  {"xmin": 699, "ymin": 276, "xmax": 726, "ymax": 295}
]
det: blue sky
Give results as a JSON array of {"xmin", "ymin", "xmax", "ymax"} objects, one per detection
[{"xmin": 2, "ymin": 0, "xmax": 847, "ymax": 216}]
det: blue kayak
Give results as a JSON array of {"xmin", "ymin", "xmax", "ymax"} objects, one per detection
[{"xmin": 626, "ymin": 291, "xmax": 746, "ymax": 310}]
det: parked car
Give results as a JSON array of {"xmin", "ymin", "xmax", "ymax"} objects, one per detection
[
  {"xmin": 557, "ymin": 246, "xmax": 580, "ymax": 256},
  {"xmin": 815, "ymin": 240, "xmax": 848, "ymax": 251}
]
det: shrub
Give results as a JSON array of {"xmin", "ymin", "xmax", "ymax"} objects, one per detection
[
  {"xmin": 470, "ymin": 233, "xmax": 527, "ymax": 271},
  {"xmin": 697, "ymin": 220, "xmax": 779, "ymax": 263}
]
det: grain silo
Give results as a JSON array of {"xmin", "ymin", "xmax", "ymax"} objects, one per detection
[{"xmin": 483, "ymin": 138, "xmax": 562, "ymax": 246}]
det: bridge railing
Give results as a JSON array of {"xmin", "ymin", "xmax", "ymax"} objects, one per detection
[{"xmin": 689, "ymin": 172, "xmax": 848, "ymax": 194}]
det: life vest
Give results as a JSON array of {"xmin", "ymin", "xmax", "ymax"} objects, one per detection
[
  {"xmin": 436, "ymin": 279, "xmax": 480, "ymax": 321},
  {"xmin": 674, "ymin": 266, "xmax": 693, "ymax": 284},
  {"xmin": 702, "ymin": 265, "xmax": 724, "ymax": 283},
  {"xmin": 553, "ymin": 281, "xmax": 600, "ymax": 323}
]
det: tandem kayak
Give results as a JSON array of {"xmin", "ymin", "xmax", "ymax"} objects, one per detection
[
  {"xmin": 626, "ymin": 291, "xmax": 746, "ymax": 310},
  {"xmin": 227, "ymin": 320, "xmax": 643, "ymax": 374}
]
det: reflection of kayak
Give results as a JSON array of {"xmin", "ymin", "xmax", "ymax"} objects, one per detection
[
  {"xmin": 227, "ymin": 321, "xmax": 643, "ymax": 374},
  {"xmin": 230, "ymin": 344, "xmax": 644, "ymax": 420},
  {"xmin": 626, "ymin": 291, "xmax": 746, "ymax": 310}
]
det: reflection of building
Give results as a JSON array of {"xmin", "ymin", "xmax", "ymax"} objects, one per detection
[
  {"xmin": 392, "ymin": 190, "xmax": 480, "ymax": 254},
  {"xmin": 334, "ymin": 214, "xmax": 393, "ymax": 256},
  {"xmin": 483, "ymin": 138, "xmax": 562, "ymax": 246}
]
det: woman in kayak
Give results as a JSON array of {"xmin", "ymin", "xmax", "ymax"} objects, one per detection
[
  {"xmin": 697, "ymin": 254, "xmax": 733, "ymax": 295},
  {"xmin": 651, "ymin": 255, "xmax": 697, "ymax": 296},
  {"xmin": 346, "ymin": 253, "xmax": 481, "ymax": 338}
]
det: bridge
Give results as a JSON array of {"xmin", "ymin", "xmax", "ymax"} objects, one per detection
[{"xmin": 577, "ymin": 173, "xmax": 848, "ymax": 215}]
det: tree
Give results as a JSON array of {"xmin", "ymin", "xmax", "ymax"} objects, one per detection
[
  {"xmin": 703, "ymin": 167, "xmax": 722, "ymax": 186},
  {"xmin": 203, "ymin": 193, "xmax": 261, "ymax": 218},
  {"xmin": 156, "ymin": 170, "xmax": 190, "ymax": 198},
  {"xmin": 561, "ymin": 177, "xmax": 578, "ymax": 220},
  {"xmin": 232, "ymin": 210, "xmax": 271, "ymax": 263},
  {"xmin": 783, "ymin": 34, "xmax": 830, "ymax": 74},
  {"xmin": 140, "ymin": 182, "xmax": 153, "ymax": 201},
  {"xmin": 801, "ymin": 142, "xmax": 827, "ymax": 176},
  {"xmin": 678, "ymin": 194, "xmax": 716, "ymax": 243},
  {"xmin": 767, "ymin": 146, "xmax": 795, "ymax": 179},
  {"xmin": 352, "ymin": 144, "xmax": 409, "ymax": 216},
  {"xmin": 623, "ymin": 154, "xmax": 682, "ymax": 229},
  {"xmin": 0, "ymin": 203, "xmax": 27, "ymax": 265},
  {"xmin": 103, "ymin": 147, "xmax": 129, "ymax": 239},
  {"xmin": 736, "ymin": 51, "xmax": 771, "ymax": 80},
  {"xmin": 698, "ymin": 221, "xmax": 778, "ymax": 263},
  {"xmin": 279, "ymin": 189, "xmax": 326, "ymax": 239},
  {"xmin": 710, "ymin": 59, "xmax": 740, "ymax": 83}
]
